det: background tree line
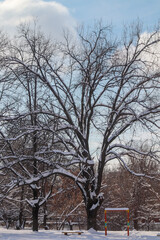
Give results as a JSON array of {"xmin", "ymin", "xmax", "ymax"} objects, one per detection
[{"xmin": 0, "ymin": 152, "xmax": 159, "ymax": 231}]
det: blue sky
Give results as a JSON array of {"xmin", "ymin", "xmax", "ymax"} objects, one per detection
[{"xmin": 45, "ymin": 0, "xmax": 160, "ymax": 31}]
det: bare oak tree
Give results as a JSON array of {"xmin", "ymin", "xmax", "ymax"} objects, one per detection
[{"xmin": 1, "ymin": 22, "xmax": 160, "ymax": 230}]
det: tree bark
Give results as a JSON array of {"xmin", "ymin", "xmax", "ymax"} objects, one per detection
[
  {"xmin": 134, "ymin": 219, "xmax": 138, "ymax": 230},
  {"xmin": 18, "ymin": 185, "xmax": 24, "ymax": 229},
  {"xmin": 43, "ymin": 202, "xmax": 48, "ymax": 230},
  {"xmin": 32, "ymin": 204, "xmax": 39, "ymax": 231},
  {"xmin": 86, "ymin": 208, "xmax": 98, "ymax": 230},
  {"xmin": 133, "ymin": 210, "xmax": 139, "ymax": 230}
]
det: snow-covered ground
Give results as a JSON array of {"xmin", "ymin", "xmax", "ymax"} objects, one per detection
[{"xmin": 0, "ymin": 228, "xmax": 159, "ymax": 240}]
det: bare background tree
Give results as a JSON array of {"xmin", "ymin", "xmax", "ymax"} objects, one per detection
[{"xmin": 98, "ymin": 143, "xmax": 160, "ymax": 231}]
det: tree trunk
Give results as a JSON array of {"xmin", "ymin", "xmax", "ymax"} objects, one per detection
[
  {"xmin": 84, "ymin": 187, "xmax": 103, "ymax": 231},
  {"xmin": 32, "ymin": 204, "xmax": 39, "ymax": 231},
  {"xmin": 16, "ymin": 211, "xmax": 23, "ymax": 230},
  {"xmin": 43, "ymin": 203, "xmax": 48, "ymax": 230},
  {"xmin": 86, "ymin": 209, "xmax": 98, "ymax": 230},
  {"xmin": 134, "ymin": 219, "xmax": 138, "ymax": 230},
  {"xmin": 133, "ymin": 210, "xmax": 139, "ymax": 230},
  {"xmin": 17, "ymin": 185, "xmax": 25, "ymax": 230}
]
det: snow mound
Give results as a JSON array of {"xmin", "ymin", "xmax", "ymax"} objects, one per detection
[{"xmin": 88, "ymin": 228, "xmax": 97, "ymax": 234}]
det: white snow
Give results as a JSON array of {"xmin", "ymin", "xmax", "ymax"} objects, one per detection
[
  {"xmin": 90, "ymin": 202, "xmax": 99, "ymax": 210},
  {"xmin": 105, "ymin": 208, "xmax": 129, "ymax": 211},
  {"xmin": 0, "ymin": 228, "xmax": 159, "ymax": 240}
]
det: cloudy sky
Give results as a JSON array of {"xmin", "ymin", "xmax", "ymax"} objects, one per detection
[{"xmin": 0, "ymin": 0, "xmax": 159, "ymax": 38}]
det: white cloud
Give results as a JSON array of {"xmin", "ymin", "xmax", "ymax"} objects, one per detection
[{"xmin": 0, "ymin": 0, "xmax": 77, "ymax": 40}]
